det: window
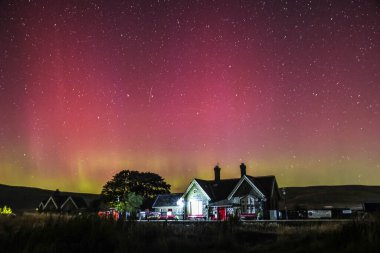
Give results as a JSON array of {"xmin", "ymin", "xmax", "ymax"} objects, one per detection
[
  {"xmin": 241, "ymin": 196, "xmax": 255, "ymax": 214},
  {"xmin": 190, "ymin": 200, "xmax": 202, "ymax": 216}
]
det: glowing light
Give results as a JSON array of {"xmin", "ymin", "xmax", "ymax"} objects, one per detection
[{"xmin": 176, "ymin": 198, "xmax": 184, "ymax": 208}]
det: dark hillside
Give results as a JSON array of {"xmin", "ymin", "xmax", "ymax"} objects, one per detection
[{"xmin": 281, "ymin": 185, "xmax": 380, "ymax": 209}]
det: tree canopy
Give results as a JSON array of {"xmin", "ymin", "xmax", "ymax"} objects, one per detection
[
  {"xmin": 115, "ymin": 192, "xmax": 143, "ymax": 215},
  {"xmin": 101, "ymin": 170, "xmax": 171, "ymax": 205}
]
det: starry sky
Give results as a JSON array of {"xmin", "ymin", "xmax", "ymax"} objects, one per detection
[{"xmin": 0, "ymin": 0, "xmax": 380, "ymax": 194}]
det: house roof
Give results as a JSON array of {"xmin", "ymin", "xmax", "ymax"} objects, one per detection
[
  {"xmin": 48, "ymin": 195, "xmax": 69, "ymax": 208},
  {"xmin": 152, "ymin": 193, "xmax": 183, "ymax": 208},
  {"xmin": 247, "ymin": 175, "xmax": 276, "ymax": 198},
  {"xmin": 194, "ymin": 175, "xmax": 277, "ymax": 202},
  {"xmin": 69, "ymin": 196, "xmax": 88, "ymax": 209},
  {"xmin": 42, "ymin": 195, "xmax": 87, "ymax": 210},
  {"xmin": 194, "ymin": 178, "xmax": 240, "ymax": 202}
]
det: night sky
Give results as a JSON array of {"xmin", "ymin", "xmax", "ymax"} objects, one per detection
[{"xmin": 0, "ymin": 0, "xmax": 379, "ymax": 193}]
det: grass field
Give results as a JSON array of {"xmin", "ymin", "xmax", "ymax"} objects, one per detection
[{"xmin": 1, "ymin": 214, "xmax": 379, "ymax": 253}]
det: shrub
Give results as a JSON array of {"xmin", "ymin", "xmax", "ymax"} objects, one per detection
[{"xmin": 0, "ymin": 205, "xmax": 13, "ymax": 215}]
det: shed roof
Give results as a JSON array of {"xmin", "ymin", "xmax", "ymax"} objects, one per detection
[{"xmin": 152, "ymin": 193, "xmax": 183, "ymax": 208}]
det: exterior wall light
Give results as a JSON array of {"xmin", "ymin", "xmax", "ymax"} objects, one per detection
[{"xmin": 176, "ymin": 198, "xmax": 184, "ymax": 208}]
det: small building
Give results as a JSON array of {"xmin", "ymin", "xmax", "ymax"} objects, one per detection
[
  {"xmin": 38, "ymin": 191, "xmax": 88, "ymax": 213},
  {"xmin": 152, "ymin": 193, "xmax": 184, "ymax": 219},
  {"xmin": 280, "ymin": 203, "xmax": 363, "ymax": 219}
]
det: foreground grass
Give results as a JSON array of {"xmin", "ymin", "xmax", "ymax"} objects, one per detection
[
  {"xmin": 0, "ymin": 215, "xmax": 379, "ymax": 253},
  {"xmin": 255, "ymin": 217, "xmax": 380, "ymax": 253}
]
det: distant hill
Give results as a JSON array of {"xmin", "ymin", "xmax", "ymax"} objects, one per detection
[
  {"xmin": 281, "ymin": 185, "xmax": 380, "ymax": 210},
  {"xmin": 2, "ymin": 183, "xmax": 380, "ymax": 212},
  {"xmin": 0, "ymin": 184, "xmax": 100, "ymax": 212}
]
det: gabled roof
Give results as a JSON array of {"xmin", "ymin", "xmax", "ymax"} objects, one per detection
[
  {"xmin": 70, "ymin": 196, "xmax": 88, "ymax": 209},
  {"xmin": 247, "ymin": 175, "xmax": 277, "ymax": 198},
  {"xmin": 43, "ymin": 195, "xmax": 68, "ymax": 210},
  {"xmin": 228, "ymin": 175, "xmax": 266, "ymax": 200},
  {"xmin": 61, "ymin": 196, "xmax": 78, "ymax": 209},
  {"xmin": 38, "ymin": 201, "xmax": 45, "ymax": 208},
  {"xmin": 194, "ymin": 178, "xmax": 240, "ymax": 202},
  {"xmin": 183, "ymin": 172, "xmax": 278, "ymax": 204},
  {"xmin": 53, "ymin": 195, "xmax": 70, "ymax": 207},
  {"xmin": 152, "ymin": 193, "xmax": 183, "ymax": 208},
  {"xmin": 60, "ymin": 196, "xmax": 88, "ymax": 209},
  {"xmin": 41, "ymin": 195, "xmax": 87, "ymax": 210},
  {"xmin": 182, "ymin": 179, "xmax": 212, "ymax": 201}
]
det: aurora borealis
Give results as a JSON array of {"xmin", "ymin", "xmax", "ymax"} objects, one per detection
[{"xmin": 0, "ymin": 0, "xmax": 379, "ymax": 193}]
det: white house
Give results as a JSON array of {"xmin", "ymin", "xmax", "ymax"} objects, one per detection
[{"xmin": 153, "ymin": 163, "xmax": 280, "ymax": 220}]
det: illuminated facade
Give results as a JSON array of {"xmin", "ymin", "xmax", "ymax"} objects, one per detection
[
  {"xmin": 152, "ymin": 193, "xmax": 184, "ymax": 219},
  {"xmin": 153, "ymin": 163, "xmax": 280, "ymax": 220}
]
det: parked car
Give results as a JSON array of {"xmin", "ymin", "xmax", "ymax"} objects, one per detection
[
  {"xmin": 146, "ymin": 212, "xmax": 161, "ymax": 220},
  {"xmin": 159, "ymin": 214, "xmax": 178, "ymax": 220}
]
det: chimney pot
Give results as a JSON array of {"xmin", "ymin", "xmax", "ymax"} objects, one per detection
[
  {"xmin": 214, "ymin": 165, "xmax": 221, "ymax": 183},
  {"xmin": 240, "ymin": 163, "xmax": 247, "ymax": 177}
]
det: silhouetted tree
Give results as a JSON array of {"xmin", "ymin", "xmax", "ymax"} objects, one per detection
[{"xmin": 101, "ymin": 170, "xmax": 171, "ymax": 206}]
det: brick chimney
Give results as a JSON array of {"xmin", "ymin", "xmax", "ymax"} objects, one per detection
[
  {"xmin": 214, "ymin": 165, "xmax": 221, "ymax": 183},
  {"xmin": 240, "ymin": 163, "xmax": 246, "ymax": 177}
]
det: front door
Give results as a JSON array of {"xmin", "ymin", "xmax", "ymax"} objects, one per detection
[{"xmin": 217, "ymin": 207, "xmax": 226, "ymax": 221}]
